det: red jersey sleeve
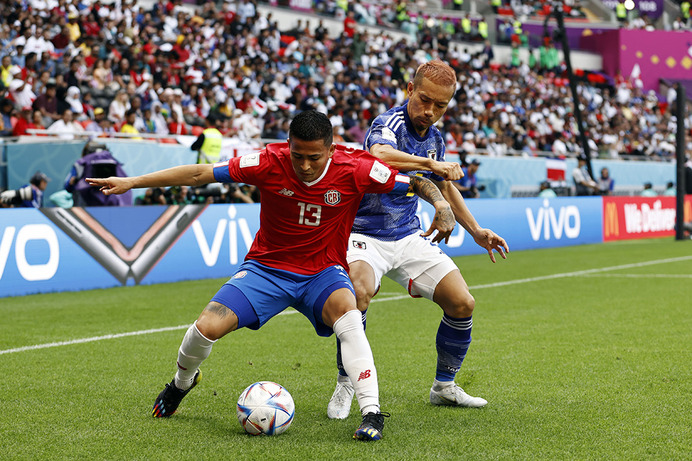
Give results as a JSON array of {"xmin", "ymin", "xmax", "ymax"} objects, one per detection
[
  {"xmin": 348, "ymin": 149, "xmax": 410, "ymax": 195},
  {"xmin": 212, "ymin": 151, "xmax": 269, "ymax": 185}
]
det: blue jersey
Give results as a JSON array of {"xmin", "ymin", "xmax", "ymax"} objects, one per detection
[{"xmin": 352, "ymin": 102, "xmax": 446, "ymax": 241}]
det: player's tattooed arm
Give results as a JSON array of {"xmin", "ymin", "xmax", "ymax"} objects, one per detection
[{"xmin": 409, "ymin": 175, "xmax": 455, "ymax": 243}]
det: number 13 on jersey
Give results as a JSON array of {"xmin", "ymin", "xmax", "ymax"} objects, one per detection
[{"xmin": 297, "ymin": 202, "xmax": 322, "ymax": 226}]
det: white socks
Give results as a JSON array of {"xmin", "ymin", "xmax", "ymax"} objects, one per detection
[
  {"xmin": 173, "ymin": 312, "xmax": 380, "ymax": 416},
  {"xmin": 432, "ymin": 378, "xmax": 455, "ymax": 390},
  {"xmin": 332, "ymin": 310, "xmax": 379, "ymax": 415},
  {"xmin": 174, "ymin": 322, "xmax": 215, "ymax": 390}
]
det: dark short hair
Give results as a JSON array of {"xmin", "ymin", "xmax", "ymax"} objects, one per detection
[
  {"xmin": 289, "ymin": 110, "xmax": 333, "ymax": 146},
  {"xmin": 30, "ymin": 171, "xmax": 49, "ymax": 186}
]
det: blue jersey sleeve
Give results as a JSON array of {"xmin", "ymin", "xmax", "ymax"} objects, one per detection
[
  {"xmin": 212, "ymin": 161, "xmax": 233, "ymax": 183},
  {"xmin": 390, "ymin": 173, "xmax": 411, "ymax": 195},
  {"xmin": 364, "ymin": 121, "xmax": 398, "ymax": 151}
]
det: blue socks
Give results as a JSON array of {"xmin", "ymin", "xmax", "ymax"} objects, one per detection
[
  {"xmin": 435, "ymin": 314, "xmax": 473, "ymax": 382},
  {"xmin": 336, "ymin": 311, "xmax": 471, "ymax": 382}
]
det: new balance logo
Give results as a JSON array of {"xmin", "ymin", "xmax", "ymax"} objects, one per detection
[
  {"xmin": 357, "ymin": 370, "xmax": 371, "ymax": 381},
  {"xmin": 279, "ymin": 188, "xmax": 295, "ymax": 196}
]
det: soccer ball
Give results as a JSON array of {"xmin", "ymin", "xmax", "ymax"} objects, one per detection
[{"xmin": 236, "ymin": 381, "xmax": 295, "ymax": 436}]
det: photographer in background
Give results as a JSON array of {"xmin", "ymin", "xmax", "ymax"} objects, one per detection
[
  {"xmin": 1, "ymin": 171, "xmax": 50, "ymax": 208},
  {"xmin": 453, "ymin": 159, "xmax": 485, "ymax": 198}
]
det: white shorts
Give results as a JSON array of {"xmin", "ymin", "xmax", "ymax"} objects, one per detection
[{"xmin": 347, "ymin": 232, "xmax": 459, "ymax": 300}]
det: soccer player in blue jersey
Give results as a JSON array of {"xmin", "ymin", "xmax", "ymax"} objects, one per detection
[{"xmin": 327, "ymin": 60, "xmax": 510, "ymax": 419}]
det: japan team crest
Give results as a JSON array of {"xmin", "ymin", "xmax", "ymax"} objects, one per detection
[{"xmin": 324, "ymin": 190, "xmax": 341, "ymax": 205}]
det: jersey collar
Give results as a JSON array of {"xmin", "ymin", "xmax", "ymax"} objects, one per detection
[{"xmin": 302, "ymin": 158, "xmax": 332, "ymax": 187}]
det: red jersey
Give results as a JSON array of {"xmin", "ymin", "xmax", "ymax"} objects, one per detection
[{"xmin": 213, "ymin": 143, "xmax": 410, "ymax": 275}]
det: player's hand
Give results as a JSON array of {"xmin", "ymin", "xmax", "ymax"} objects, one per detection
[
  {"xmin": 473, "ymin": 228, "xmax": 509, "ymax": 263},
  {"xmin": 86, "ymin": 177, "xmax": 133, "ymax": 195},
  {"xmin": 421, "ymin": 202, "xmax": 456, "ymax": 244},
  {"xmin": 431, "ymin": 161, "xmax": 463, "ymax": 181}
]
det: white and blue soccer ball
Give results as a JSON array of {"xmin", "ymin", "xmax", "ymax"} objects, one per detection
[{"xmin": 236, "ymin": 381, "xmax": 295, "ymax": 436}]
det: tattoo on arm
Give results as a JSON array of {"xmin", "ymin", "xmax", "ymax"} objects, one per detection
[
  {"xmin": 409, "ymin": 175, "xmax": 455, "ymax": 229},
  {"xmin": 409, "ymin": 175, "xmax": 444, "ymax": 203}
]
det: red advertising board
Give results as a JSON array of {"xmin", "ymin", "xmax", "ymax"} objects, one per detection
[{"xmin": 603, "ymin": 196, "xmax": 692, "ymax": 241}]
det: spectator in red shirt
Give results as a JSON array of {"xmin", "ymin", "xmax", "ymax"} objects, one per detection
[
  {"xmin": 235, "ymin": 92, "xmax": 253, "ymax": 113},
  {"xmin": 82, "ymin": 12, "xmax": 101, "ymax": 37},
  {"xmin": 167, "ymin": 110, "xmax": 188, "ymax": 135},
  {"xmin": 12, "ymin": 107, "xmax": 33, "ymax": 136},
  {"xmin": 29, "ymin": 110, "xmax": 47, "ymax": 135},
  {"xmin": 344, "ymin": 11, "xmax": 357, "ymax": 38},
  {"xmin": 172, "ymin": 36, "xmax": 191, "ymax": 64},
  {"xmin": 51, "ymin": 25, "xmax": 71, "ymax": 51}
]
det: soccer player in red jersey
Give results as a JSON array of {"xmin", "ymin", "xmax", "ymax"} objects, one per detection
[{"xmin": 87, "ymin": 110, "xmax": 456, "ymax": 441}]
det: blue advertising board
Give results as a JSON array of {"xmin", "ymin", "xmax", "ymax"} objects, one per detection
[
  {"xmin": 0, "ymin": 197, "xmax": 602, "ymax": 298},
  {"xmin": 428, "ymin": 196, "xmax": 604, "ymax": 256}
]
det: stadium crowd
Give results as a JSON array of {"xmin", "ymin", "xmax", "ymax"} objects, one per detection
[{"xmin": 0, "ymin": 0, "xmax": 690, "ymax": 166}]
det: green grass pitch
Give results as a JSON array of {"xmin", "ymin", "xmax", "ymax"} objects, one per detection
[{"xmin": 1, "ymin": 238, "xmax": 691, "ymax": 460}]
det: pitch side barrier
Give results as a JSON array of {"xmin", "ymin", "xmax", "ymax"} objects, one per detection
[{"xmin": 1, "ymin": 196, "xmax": 689, "ymax": 298}]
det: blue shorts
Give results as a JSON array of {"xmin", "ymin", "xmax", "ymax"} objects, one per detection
[{"xmin": 210, "ymin": 260, "xmax": 354, "ymax": 337}]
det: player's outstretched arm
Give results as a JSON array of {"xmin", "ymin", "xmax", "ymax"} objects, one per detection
[
  {"xmin": 435, "ymin": 179, "xmax": 509, "ymax": 262},
  {"xmin": 371, "ymin": 143, "xmax": 463, "ymax": 181},
  {"xmin": 86, "ymin": 164, "xmax": 215, "ymax": 195},
  {"xmin": 408, "ymin": 175, "xmax": 455, "ymax": 244}
]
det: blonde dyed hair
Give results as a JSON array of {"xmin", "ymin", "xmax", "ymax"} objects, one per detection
[{"xmin": 412, "ymin": 60, "xmax": 457, "ymax": 89}]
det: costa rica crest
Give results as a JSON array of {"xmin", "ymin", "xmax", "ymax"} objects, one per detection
[{"xmin": 324, "ymin": 190, "xmax": 341, "ymax": 205}]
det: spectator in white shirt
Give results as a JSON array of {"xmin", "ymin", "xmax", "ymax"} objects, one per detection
[
  {"xmin": 48, "ymin": 109, "xmax": 85, "ymax": 140},
  {"xmin": 551, "ymin": 132, "xmax": 568, "ymax": 156}
]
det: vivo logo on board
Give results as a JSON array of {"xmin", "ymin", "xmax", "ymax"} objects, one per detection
[
  {"xmin": 0, "ymin": 225, "xmax": 59, "ymax": 281},
  {"xmin": 526, "ymin": 200, "xmax": 581, "ymax": 241}
]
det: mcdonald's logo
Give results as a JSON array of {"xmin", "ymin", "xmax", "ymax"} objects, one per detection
[{"xmin": 604, "ymin": 201, "xmax": 619, "ymax": 237}]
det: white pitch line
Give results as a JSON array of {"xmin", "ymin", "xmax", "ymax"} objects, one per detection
[
  {"xmin": 0, "ymin": 296, "xmax": 406, "ymax": 356},
  {"xmin": 0, "ymin": 324, "xmax": 191, "ymax": 356},
  {"xmin": 2, "ymin": 255, "xmax": 691, "ymax": 356},
  {"xmin": 469, "ymin": 255, "xmax": 692, "ymax": 290},
  {"xmin": 580, "ymin": 273, "xmax": 692, "ymax": 279}
]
